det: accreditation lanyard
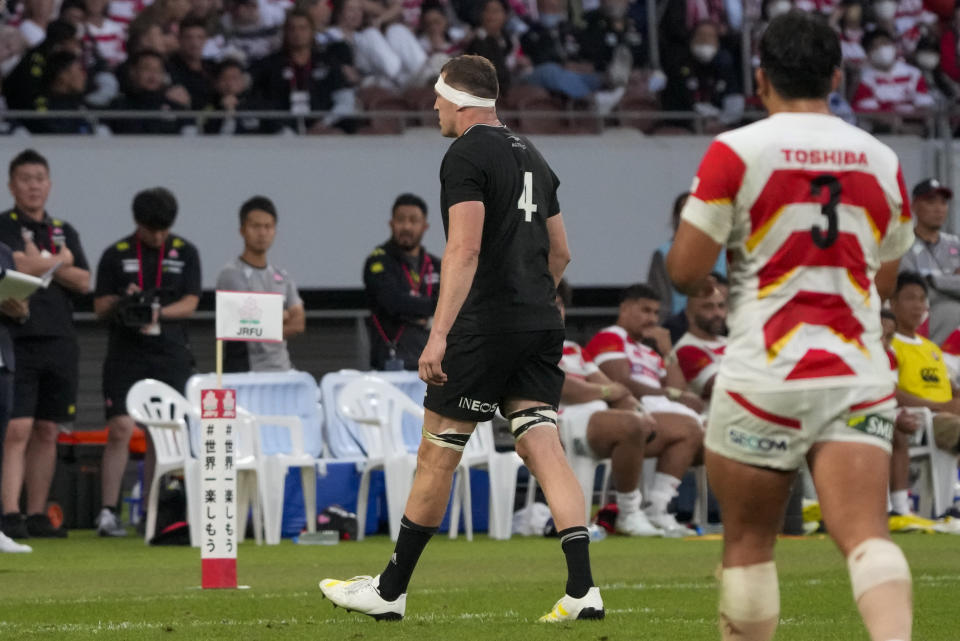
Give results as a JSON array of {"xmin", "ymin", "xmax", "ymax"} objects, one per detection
[
  {"xmin": 371, "ymin": 253, "xmax": 434, "ymax": 351},
  {"xmin": 135, "ymin": 237, "xmax": 165, "ymax": 291}
]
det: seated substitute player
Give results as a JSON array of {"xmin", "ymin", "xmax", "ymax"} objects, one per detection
[
  {"xmin": 321, "ymin": 54, "xmax": 604, "ymax": 622},
  {"xmin": 666, "ymin": 12, "xmax": 916, "ymax": 641},
  {"xmin": 93, "ymin": 188, "xmax": 201, "ymax": 537},
  {"xmin": 888, "ymin": 272, "xmax": 960, "ymax": 477},
  {"xmin": 584, "ymin": 283, "xmax": 705, "ymax": 536},
  {"xmin": 554, "ymin": 279, "xmax": 662, "ymax": 537},
  {"xmin": 671, "ymin": 274, "xmax": 728, "ymax": 401},
  {"xmin": 216, "ymin": 196, "xmax": 305, "ymax": 372}
]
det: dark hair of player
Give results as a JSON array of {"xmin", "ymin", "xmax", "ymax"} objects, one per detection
[
  {"xmin": 392, "ymin": 193, "xmax": 428, "ymax": 218},
  {"xmin": 880, "ymin": 308, "xmax": 896, "ymax": 323},
  {"xmin": 440, "ymin": 54, "xmax": 499, "ymax": 100},
  {"xmin": 9, "ymin": 149, "xmax": 49, "ymax": 178},
  {"xmin": 556, "ymin": 278, "xmax": 572, "ymax": 307},
  {"xmin": 759, "ymin": 11, "xmax": 841, "ymax": 100},
  {"xmin": 239, "ymin": 195, "xmax": 277, "ymax": 225},
  {"xmin": 710, "ymin": 271, "xmax": 729, "ymax": 287},
  {"xmin": 894, "ymin": 271, "xmax": 928, "ymax": 297},
  {"xmin": 671, "ymin": 191, "xmax": 690, "ymax": 230},
  {"xmin": 132, "ymin": 187, "xmax": 178, "ymax": 230},
  {"xmin": 620, "ymin": 283, "xmax": 660, "ymax": 304}
]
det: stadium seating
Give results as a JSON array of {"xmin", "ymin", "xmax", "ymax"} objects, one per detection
[
  {"xmin": 447, "ymin": 421, "xmax": 526, "ymax": 541},
  {"xmin": 905, "ymin": 407, "xmax": 958, "ymax": 518}
]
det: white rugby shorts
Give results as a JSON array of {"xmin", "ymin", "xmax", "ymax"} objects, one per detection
[{"xmin": 706, "ymin": 385, "xmax": 897, "ymax": 470}]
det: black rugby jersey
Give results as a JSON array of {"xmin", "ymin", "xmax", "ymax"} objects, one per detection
[{"xmin": 439, "ymin": 124, "xmax": 564, "ymax": 335}]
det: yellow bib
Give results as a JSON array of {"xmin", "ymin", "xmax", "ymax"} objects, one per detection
[{"xmin": 890, "ymin": 334, "xmax": 952, "ymax": 403}]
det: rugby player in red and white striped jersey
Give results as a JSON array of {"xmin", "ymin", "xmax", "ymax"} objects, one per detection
[{"xmin": 667, "ymin": 11, "xmax": 915, "ymax": 641}]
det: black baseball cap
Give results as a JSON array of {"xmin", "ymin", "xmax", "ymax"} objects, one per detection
[{"xmin": 912, "ymin": 178, "xmax": 953, "ymax": 200}]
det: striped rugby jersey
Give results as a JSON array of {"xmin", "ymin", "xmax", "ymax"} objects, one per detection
[{"xmin": 680, "ymin": 112, "xmax": 915, "ymax": 391}]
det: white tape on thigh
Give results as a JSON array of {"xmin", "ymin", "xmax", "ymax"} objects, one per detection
[
  {"xmin": 719, "ymin": 561, "xmax": 780, "ymax": 622},
  {"xmin": 847, "ymin": 538, "xmax": 911, "ymax": 601},
  {"xmin": 421, "ymin": 426, "xmax": 471, "ymax": 452},
  {"xmin": 508, "ymin": 406, "xmax": 557, "ymax": 440}
]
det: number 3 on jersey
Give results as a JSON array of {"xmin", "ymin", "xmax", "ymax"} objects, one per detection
[
  {"xmin": 518, "ymin": 171, "xmax": 538, "ymax": 222},
  {"xmin": 810, "ymin": 174, "xmax": 841, "ymax": 249}
]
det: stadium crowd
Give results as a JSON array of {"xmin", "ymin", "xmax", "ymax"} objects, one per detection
[{"xmin": 0, "ymin": 0, "xmax": 959, "ymax": 134}]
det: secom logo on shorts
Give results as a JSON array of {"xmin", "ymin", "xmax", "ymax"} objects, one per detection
[
  {"xmin": 458, "ymin": 397, "xmax": 499, "ymax": 414},
  {"xmin": 727, "ymin": 428, "xmax": 789, "ymax": 454},
  {"xmin": 847, "ymin": 414, "xmax": 894, "ymax": 442}
]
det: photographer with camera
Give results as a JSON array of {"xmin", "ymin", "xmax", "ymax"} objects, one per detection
[{"xmin": 92, "ymin": 187, "xmax": 201, "ymax": 537}]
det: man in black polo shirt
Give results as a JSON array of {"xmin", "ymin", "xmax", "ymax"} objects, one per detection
[
  {"xmin": 93, "ymin": 187, "xmax": 201, "ymax": 537},
  {"xmin": 363, "ymin": 193, "xmax": 441, "ymax": 371},
  {"xmin": 0, "ymin": 149, "xmax": 90, "ymax": 540}
]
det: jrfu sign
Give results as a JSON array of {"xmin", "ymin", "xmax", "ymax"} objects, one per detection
[
  {"xmin": 200, "ymin": 388, "xmax": 238, "ymax": 589},
  {"xmin": 215, "ymin": 291, "xmax": 284, "ymax": 342}
]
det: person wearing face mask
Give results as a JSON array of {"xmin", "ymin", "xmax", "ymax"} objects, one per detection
[
  {"xmin": 660, "ymin": 19, "xmax": 744, "ymax": 132},
  {"xmin": 870, "ymin": 0, "xmax": 937, "ymax": 56},
  {"xmin": 852, "ymin": 29, "xmax": 934, "ymax": 115},
  {"xmin": 912, "ymin": 36, "xmax": 959, "ymax": 102}
]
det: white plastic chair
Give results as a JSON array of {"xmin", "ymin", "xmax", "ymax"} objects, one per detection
[
  {"xmin": 558, "ymin": 408, "xmax": 613, "ymax": 523},
  {"xmin": 126, "ymin": 379, "xmax": 202, "ymax": 547},
  {"xmin": 448, "ymin": 421, "xmax": 526, "ymax": 541},
  {"xmin": 337, "ymin": 375, "xmax": 420, "ymax": 541},
  {"xmin": 186, "ymin": 372, "xmax": 319, "ymax": 545},
  {"xmin": 905, "ymin": 407, "xmax": 957, "ymax": 518}
]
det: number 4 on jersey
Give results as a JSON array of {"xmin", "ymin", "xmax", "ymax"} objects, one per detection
[{"xmin": 518, "ymin": 171, "xmax": 538, "ymax": 222}]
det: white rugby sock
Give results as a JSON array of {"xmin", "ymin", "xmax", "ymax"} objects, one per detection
[
  {"xmin": 890, "ymin": 490, "xmax": 910, "ymax": 516},
  {"xmin": 647, "ymin": 473, "xmax": 682, "ymax": 514},
  {"xmin": 616, "ymin": 489, "xmax": 641, "ymax": 516}
]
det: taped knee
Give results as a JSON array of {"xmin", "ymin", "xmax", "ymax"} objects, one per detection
[
  {"xmin": 847, "ymin": 538, "xmax": 911, "ymax": 601},
  {"xmin": 719, "ymin": 561, "xmax": 780, "ymax": 625},
  {"xmin": 507, "ymin": 406, "xmax": 557, "ymax": 441},
  {"xmin": 422, "ymin": 426, "xmax": 471, "ymax": 452}
]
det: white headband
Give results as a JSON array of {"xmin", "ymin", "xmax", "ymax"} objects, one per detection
[{"xmin": 434, "ymin": 75, "xmax": 497, "ymax": 109}]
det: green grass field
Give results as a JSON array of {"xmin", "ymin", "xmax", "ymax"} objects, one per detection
[{"xmin": 1, "ymin": 531, "xmax": 957, "ymax": 640}]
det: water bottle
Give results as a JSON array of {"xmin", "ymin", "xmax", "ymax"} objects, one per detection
[{"xmin": 588, "ymin": 524, "xmax": 607, "ymax": 542}]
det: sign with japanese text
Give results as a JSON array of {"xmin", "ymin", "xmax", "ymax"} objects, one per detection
[{"xmin": 201, "ymin": 388, "xmax": 238, "ymax": 589}]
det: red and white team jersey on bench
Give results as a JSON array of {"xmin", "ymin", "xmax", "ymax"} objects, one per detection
[
  {"xmin": 585, "ymin": 325, "xmax": 665, "ymax": 389},
  {"xmin": 672, "ymin": 333, "xmax": 726, "ymax": 397},
  {"xmin": 559, "ymin": 340, "xmax": 599, "ymax": 380},
  {"xmin": 680, "ymin": 112, "xmax": 915, "ymax": 393}
]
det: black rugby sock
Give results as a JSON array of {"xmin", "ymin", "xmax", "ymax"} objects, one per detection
[
  {"xmin": 377, "ymin": 516, "xmax": 437, "ymax": 601},
  {"xmin": 559, "ymin": 526, "xmax": 594, "ymax": 599}
]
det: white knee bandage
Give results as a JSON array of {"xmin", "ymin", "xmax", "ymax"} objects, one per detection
[
  {"xmin": 847, "ymin": 538, "xmax": 911, "ymax": 601},
  {"xmin": 507, "ymin": 406, "xmax": 557, "ymax": 441},
  {"xmin": 719, "ymin": 561, "xmax": 780, "ymax": 623}
]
